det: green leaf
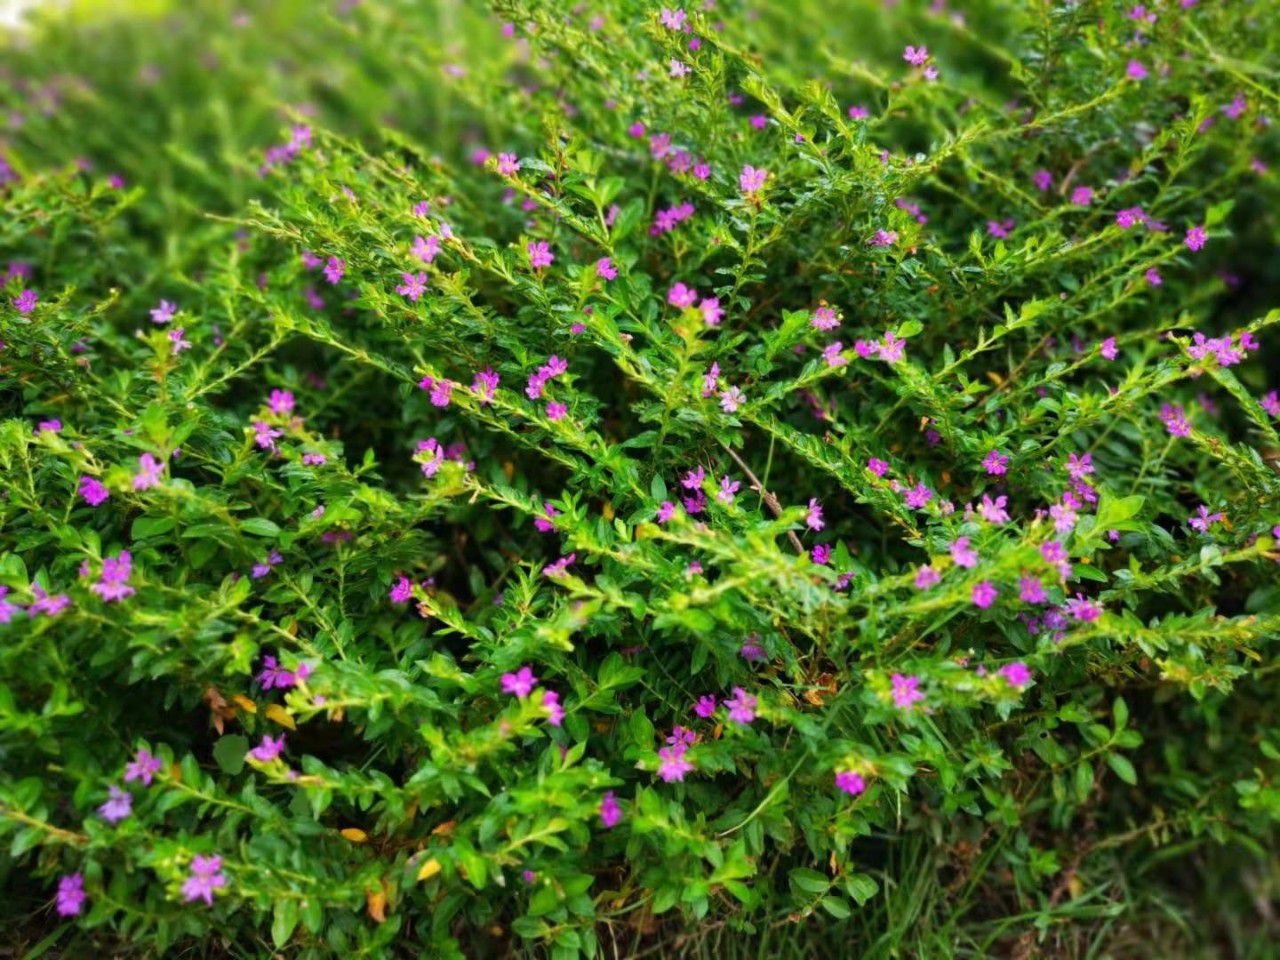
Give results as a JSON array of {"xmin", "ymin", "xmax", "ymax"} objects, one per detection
[{"xmin": 212, "ymin": 735, "xmax": 248, "ymax": 775}]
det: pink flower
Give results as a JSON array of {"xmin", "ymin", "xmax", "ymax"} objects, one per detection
[
  {"xmin": 79, "ymin": 475, "xmax": 109, "ymax": 506},
  {"xmin": 867, "ymin": 458, "xmax": 889, "ymax": 477},
  {"xmin": 805, "ymin": 498, "xmax": 824, "ymax": 531},
  {"xmin": 1019, "ymin": 577, "xmax": 1047, "ymax": 604},
  {"xmin": 719, "ymin": 385, "xmax": 745, "ymax": 413},
  {"xmin": 717, "ymin": 475, "xmax": 740, "ymax": 504},
  {"xmin": 1100, "ymin": 337, "xmax": 1118, "ymax": 360},
  {"xmin": 739, "ymin": 164, "xmax": 768, "ymax": 194},
  {"xmin": 869, "ymin": 229, "xmax": 898, "ymax": 248},
  {"xmin": 527, "ymin": 241, "xmax": 554, "ymax": 270},
  {"xmin": 471, "ymin": 367, "xmax": 499, "ymax": 404},
  {"xmin": 811, "ymin": 543, "xmax": 831, "ymax": 565},
  {"xmin": 657, "ymin": 744, "xmax": 694, "ymax": 782},
  {"xmin": 323, "ymin": 257, "xmax": 345, "ymax": 284},
  {"xmin": 56, "ymin": 874, "xmax": 86, "ymax": 917},
  {"xmin": 950, "ymin": 537, "xmax": 978, "ymax": 569},
  {"xmin": 877, "ymin": 332, "xmax": 906, "ymax": 363},
  {"xmin": 397, "ymin": 271, "xmax": 428, "ymax": 301},
  {"xmin": 904, "ymin": 482, "xmax": 932, "ymax": 509},
  {"xmin": 168, "ymin": 328, "xmax": 192, "ymax": 355},
  {"xmin": 546, "ymin": 401, "xmax": 568, "ymax": 421},
  {"xmin": 501, "ymin": 665, "xmax": 537, "ymax": 699},
  {"xmin": 181, "ymin": 855, "xmax": 228, "ymax": 905},
  {"xmin": 903, "ymin": 45, "xmax": 929, "ymax": 66},
  {"xmin": 1070, "ymin": 186, "xmax": 1094, "ymax": 206},
  {"xmin": 599, "ymin": 791, "xmax": 622, "ymax": 828},
  {"xmin": 1185, "ymin": 225, "xmax": 1207, "ymax": 251},
  {"xmin": 668, "ymin": 282, "xmax": 699, "ymax": 308},
  {"xmin": 1188, "ymin": 504, "xmax": 1224, "ymax": 533},
  {"xmin": 693, "ymin": 695, "xmax": 717, "ymax": 718},
  {"xmin": 659, "ymin": 7, "xmax": 687, "ymax": 30},
  {"xmin": 1032, "ymin": 169, "xmax": 1052, "ymax": 191},
  {"xmin": 978, "ymin": 494, "xmax": 1009, "ymax": 524},
  {"xmin": 92, "ymin": 550, "xmax": 136, "ymax": 603},
  {"xmin": 983, "ymin": 450, "xmax": 1008, "ymax": 475},
  {"xmin": 249, "ymin": 734, "xmax": 286, "ymax": 762},
  {"xmin": 596, "ymin": 257, "xmax": 617, "ymax": 280},
  {"xmin": 823, "ymin": 342, "xmax": 846, "ymax": 368},
  {"xmin": 890, "ymin": 673, "xmax": 924, "ymax": 708},
  {"xmin": 725, "ymin": 687, "xmax": 757, "ymax": 724},
  {"xmin": 999, "ymin": 662, "xmax": 1032, "ymax": 688},
  {"xmin": 835, "ymin": 770, "xmax": 866, "ymax": 796},
  {"xmin": 971, "ymin": 581, "xmax": 998, "ymax": 609},
  {"xmin": 914, "ymin": 565, "xmax": 940, "ymax": 590},
  {"xmin": 390, "ymin": 576, "xmax": 413, "ymax": 603},
  {"xmin": 699, "ymin": 297, "xmax": 722, "ymax": 327},
  {"xmin": 542, "ymin": 690, "xmax": 564, "ymax": 726},
  {"xmin": 1125, "ymin": 60, "xmax": 1148, "ymax": 81},
  {"xmin": 811, "ymin": 306, "xmax": 840, "ymax": 330},
  {"xmin": 496, "ymin": 152, "xmax": 520, "ymax": 176},
  {"xmin": 412, "ymin": 234, "xmax": 440, "ymax": 264}
]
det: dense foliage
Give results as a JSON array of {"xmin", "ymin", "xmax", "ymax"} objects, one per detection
[{"xmin": 2, "ymin": 0, "xmax": 1280, "ymax": 956}]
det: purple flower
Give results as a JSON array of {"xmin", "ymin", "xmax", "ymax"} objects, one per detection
[
  {"xmin": 12, "ymin": 289, "xmax": 38, "ymax": 314},
  {"xmin": 891, "ymin": 673, "xmax": 924, "ymax": 709},
  {"xmin": 0, "ymin": 587, "xmax": 20, "ymax": 624},
  {"xmin": 91, "ymin": 551, "xmax": 135, "ymax": 603},
  {"xmin": 596, "ymin": 257, "xmax": 617, "ymax": 280},
  {"xmin": 543, "ymin": 553, "xmax": 576, "ymax": 578},
  {"xmin": 811, "ymin": 543, "xmax": 831, "ymax": 565},
  {"xmin": 249, "ymin": 734, "xmax": 286, "ymax": 762},
  {"xmin": 867, "ymin": 458, "xmax": 889, "ymax": 477},
  {"xmin": 267, "ymin": 389, "xmax": 295, "ymax": 415},
  {"xmin": 1188, "ymin": 505, "xmax": 1224, "ymax": 533},
  {"xmin": 656, "ymin": 500, "xmax": 677, "ymax": 523},
  {"xmin": 983, "ymin": 450, "xmax": 1009, "ymax": 475},
  {"xmin": 1032, "ymin": 169, "xmax": 1053, "ymax": 191},
  {"xmin": 1100, "ymin": 337, "xmax": 1118, "ymax": 360},
  {"xmin": 56, "ymin": 873, "xmax": 86, "ymax": 917},
  {"xmin": 599, "ymin": 791, "xmax": 622, "ymax": 828},
  {"xmin": 28, "ymin": 584, "xmax": 70, "ymax": 618},
  {"xmin": 1261, "ymin": 391, "xmax": 1280, "ymax": 419},
  {"xmin": 501, "ymin": 665, "xmax": 538, "ymax": 699},
  {"xmin": 693, "ymin": 696, "xmax": 718, "ymax": 720},
  {"xmin": 1070, "ymin": 186, "xmax": 1094, "ymax": 206},
  {"xmin": 98, "ymin": 785, "xmax": 133, "ymax": 823},
  {"xmin": 125, "ymin": 748, "xmax": 164, "ymax": 786},
  {"xmin": 1160, "ymin": 403, "xmax": 1191, "ymax": 437},
  {"xmin": 168, "ymin": 328, "xmax": 192, "ymax": 355},
  {"xmin": 181, "ymin": 855, "xmax": 228, "ymax": 905},
  {"xmin": 869, "ymin": 229, "xmax": 898, "ymax": 248},
  {"xmin": 150, "ymin": 299, "xmax": 177, "ymax": 324},
  {"xmin": 719, "ymin": 385, "xmax": 745, "ymax": 413},
  {"xmin": 389, "ymin": 575, "xmax": 413, "ymax": 603},
  {"xmin": 1184, "ymin": 225, "xmax": 1207, "ymax": 251},
  {"xmin": 971, "ymin": 581, "xmax": 998, "ymax": 609},
  {"xmin": 1125, "ymin": 60, "xmax": 1148, "ymax": 80},
  {"xmin": 657, "ymin": 743, "xmax": 694, "ymax": 782},
  {"xmin": 496, "ymin": 152, "xmax": 520, "ymax": 176},
  {"xmin": 323, "ymin": 257, "xmax": 345, "ymax": 284},
  {"xmin": 256, "ymin": 654, "xmax": 311, "ymax": 690},
  {"xmin": 78, "ymin": 475, "xmax": 110, "ymax": 506},
  {"xmin": 904, "ymin": 482, "xmax": 933, "ymax": 509},
  {"xmin": 835, "ymin": 770, "xmax": 866, "ymax": 797}
]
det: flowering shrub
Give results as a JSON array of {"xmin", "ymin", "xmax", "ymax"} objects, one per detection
[{"xmin": 2, "ymin": 0, "xmax": 1280, "ymax": 956}]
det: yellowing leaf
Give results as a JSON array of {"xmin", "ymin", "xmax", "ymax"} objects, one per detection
[
  {"xmin": 417, "ymin": 857, "xmax": 441, "ymax": 881},
  {"xmin": 231, "ymin": 695, "xmax": 257, "ymax": 713},
  {"xmin": 341, "ymin": 828, "xmax": 368, "ymax": 843},
  {"xmin": 265, "ymin": 703, "xmax": 296, "ymax": 730}
]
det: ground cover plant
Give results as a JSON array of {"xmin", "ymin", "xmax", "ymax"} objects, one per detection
[{"xmin": 2, "ymin": 0, "xmax": 1280, "ymax": 957}]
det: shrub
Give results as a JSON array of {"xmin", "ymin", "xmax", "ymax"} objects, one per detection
[{"xmin": 2, "ymin": 1, "xmax": 1279, "ymax": 957}]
